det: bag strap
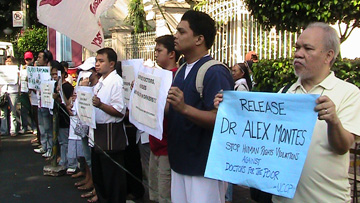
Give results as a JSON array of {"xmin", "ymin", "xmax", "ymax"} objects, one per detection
[
  {"xmin": 173, "ymin": 59, "xmax": 231, "ymax": 99},
  {"xmin": 281, "ymin": 83, "xmax": 292, "ymax": 93},
  {"xmin": 196, "ymin": 60, "xmax": 230, "ymax": 99}
]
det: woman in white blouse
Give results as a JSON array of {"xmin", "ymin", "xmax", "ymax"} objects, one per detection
[{"xmin": 232, "ymin": 62, "xmax": 252, "ymax": 91}]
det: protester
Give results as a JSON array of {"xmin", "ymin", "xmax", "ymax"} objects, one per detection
[
  {"xmin": 19, "ymin": 51, "xmax": 35, "ymax": 135},
  {"xmin": 92, "ymin": 48, "xmax": 127, "ymax": 202},
  {"xmin": 51, "ymin": 60, "xmax": 74, "ymax": 170},
  {"xmin": 34, "ymin": 50, "xmax": 54, "ymax": 158},
  {"xmin": 215, "ymin": 22, "xmax": 360, "ymax": 203},
  {"xmin": 61, "ymin": 61, "xmax": 74, "ymax": 85},
  {"xmin": 147, "ymin": 34, "xmax": 180, "ymax": 203},
  {"xmin": 0, "ymin": 56, "xmax": 21, "ymax": 137},
  {"xmin": 167, "ymin": 10, "xmax": 233, "ymax": 203}
]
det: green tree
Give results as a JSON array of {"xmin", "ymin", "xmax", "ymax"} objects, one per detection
[
  {"xmin": 244, "ymin": 0, "xmax": 360, "ymax": 43},
  {"xmin": 125, "ymin": 0, "xmax": 152, "ymax": 33},
  {"xmin": 15, "ymin": 26, "xmax": 47, "ymax": 62}
]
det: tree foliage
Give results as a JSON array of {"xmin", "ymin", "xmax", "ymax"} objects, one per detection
[
  {"xmin": 125, "ymin": 0, "xmax": 152, "ymax": 33},
  {"xmin": 244, "ymin": 0, "xmax": 360, "ymax": 43},
  {"xmin": 252, "ymin": 58, "xmax": 360, "ymax": 92},
  {"xmin": 15, "ymin": 26, "xmax": 47, "ymax": 62},
  {"xmin": 0, "ymin": 0, "xmax": 41, "ymax": 41}
]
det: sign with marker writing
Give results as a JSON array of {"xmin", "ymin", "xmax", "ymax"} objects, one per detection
[
  {"xmin": 205, "ymin": 91, "xmax": 319, "ymax": 198},
  {"xmin": 27, "ymin": 66, "xmax": 51, "ymax": 90}
]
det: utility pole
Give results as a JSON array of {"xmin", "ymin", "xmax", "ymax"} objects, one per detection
[{"xmin": 21, "ymin": 0, "xmax": 28, "ymax": 29}]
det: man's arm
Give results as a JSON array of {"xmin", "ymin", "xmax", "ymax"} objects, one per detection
[
  {"xmin": 315, "ymin": 95, "xmax": 355, "ymax": 155},
  {"xmin": 93, "ymin": 95, "xmax": 124, "ymax": 118},
  {"xmin": 167, "ymin": 86, "xmax": 216, "ymax": 130}
]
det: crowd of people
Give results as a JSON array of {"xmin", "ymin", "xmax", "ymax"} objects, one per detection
[{"xmin": 0, "ymin": 9, "xmax": 359, "ymax": 203}]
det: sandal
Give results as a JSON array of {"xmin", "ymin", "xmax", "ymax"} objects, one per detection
[{"xmin": 87, "ymin": 195, "xmax": 98, "ymax": 203}]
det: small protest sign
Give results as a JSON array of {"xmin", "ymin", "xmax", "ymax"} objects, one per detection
[
  {"xmin": 76, "ymin": 86, "xmax": 96, "ymax": 129},
  {"xmin": 205, "ymin": 91, "xmax": 319, "ymax": 198},
  {"xmin": 40, "ymin": 80, "xmax": 55, "ymax": 108}
]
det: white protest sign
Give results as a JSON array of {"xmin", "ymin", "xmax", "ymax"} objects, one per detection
[
  {"xmin": 0, "ymin": 65, "xmax": 19, "ymax": 85},
  {"xmin": 20, "ymin": 67, "xmax": 28, "ymax": 92},
  {"xmin": 40, "ymin": 80, "xmax": 56, "ymax": 109},
  {"xmin": 76, "ymin": 86, "xmax": 96, "ymax": 129},
  {"xmin": 129, "ymin": 66, "xmax": 172, "ymax": 140},
  {"xmin": 27, "ymin": 66, "xmax": 51, "ymax": 90},
  {"xmin": 121, "ymin": 59, "xmax": 143, "ymax": 107},
  {"xmin": 205, "ymin": 91, "xmax": 319, "ymax": 198}
]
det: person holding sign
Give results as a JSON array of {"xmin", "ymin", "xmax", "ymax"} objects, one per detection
[
  {"xmin": 148, "ymin": 35, "xmax": 180, "ymax": 203},
  {"xmin": 91, "ymin": 48, "xmax": 127, "ymax": 203},
  {"xmin": 215, "ymin": 22, "xmax": 360, "ymax": 203},
  {"xmin": 167, "ymin": 10, "xmax": 234, "ymax": 203}
]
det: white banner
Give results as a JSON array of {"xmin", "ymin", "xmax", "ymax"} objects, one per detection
[
  {"xmin": 37, "ymin": 0, "xmax": 116, "ymax": 52},
  {"xmin": 0, "ymin": 65, "xmax": 18, "ymax": 85},
  {"xmin": 27, "ymin": 66, "xmax": 51, "ymax": 90},
  {"xmin": 121, "ymin": 59, "xmax": 143, "ymax": 107},
  {"xmin": 76, "ymin": 86, "xmax": 96, "ymax": 129},
  {"xmin": 129, "ymin": 66, "xmax": 173, "ymax": 140},
  {"xmin": 40, "ymin": 80, "xmax": 55, "ymax": 109}
]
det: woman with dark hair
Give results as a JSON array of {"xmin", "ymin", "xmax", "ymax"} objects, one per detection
[{"xmin": 232, "ymin": 62, "xmax": 252, "ymax": 91}]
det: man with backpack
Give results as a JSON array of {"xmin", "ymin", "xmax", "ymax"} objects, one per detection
[{"xmin": 166, "ymin": 10, "xmax": 233, "ymax": 203}]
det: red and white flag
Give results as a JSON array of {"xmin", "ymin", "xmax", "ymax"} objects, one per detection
[{"xmin": 37, "ymin": 0, "xmax": 116, "ymax": 52}]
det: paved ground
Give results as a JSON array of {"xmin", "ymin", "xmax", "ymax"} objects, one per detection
[{"xmin": 0, "ymin": 133, "xmax": 255, "ymax": 203}]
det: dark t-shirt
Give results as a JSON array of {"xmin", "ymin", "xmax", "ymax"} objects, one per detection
[
  {"xmin": 59, "ymin": 82, "xmax": 74, "ymax": 128},
  {"xmin": 167, "ymin": 56, "xmax": 234, "ymax": 176}
]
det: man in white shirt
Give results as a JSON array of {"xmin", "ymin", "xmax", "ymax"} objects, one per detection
[{"xmin": 91, "ymin": 48, "xmax": 127, "ymax": 203}]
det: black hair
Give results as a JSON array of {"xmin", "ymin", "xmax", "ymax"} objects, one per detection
[
  {"xmin": 181, "ymin": 10, "xmax": 216, "ymax": 49},
  {"xmin": 39, "ymin": 49, "xmax": 54, "ymax": 63},
  {"xmin": 60, "ymin": 61, "xmax": 69, "ymax": 68},
  {"xmin": 238, "ymin": 63, "xmax": 253, "ymax": 91},
  {"xmin": 155, "ymin": 35, "xmax": 181, "ymax": 62},
  {"xmin": 96, "ymin": 48, "xmax": 117, "ymax": 64},
  {"xmin": 50, "ymin": 60, "xmax": 65, "ymax": 74}
]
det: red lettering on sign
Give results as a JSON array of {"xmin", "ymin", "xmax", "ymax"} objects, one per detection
[
  {"xmin": 90, "ymin": 0, "xmax": 103, "ymax": 15},
  {"xmin": 91, "ymin": 31, "xmax": 103, "ymax": 48},
  {"xmin": 39, "ymin": 0, "xmax": 62, "ymax": 6}
]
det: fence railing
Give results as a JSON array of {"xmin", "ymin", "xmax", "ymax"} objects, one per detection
[
  {"xmin": 124, "ymin": 31, "xmax": 156, "ymax": 61},
  {"xmin": 123, "ymin": 0, "xmax": 298, "ymax": 65}
]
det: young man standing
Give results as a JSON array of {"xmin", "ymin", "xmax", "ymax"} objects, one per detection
[
  {"xmin": 92, "ymin": 48, "xmax": 127, "ymax": 202},
  {"xmin": 167, "ymin": 10, "xmax": 234, "ymax": 203},
  {"xmin": 148, "ymin": 35, "xmax": 180, "ymax": 203}
]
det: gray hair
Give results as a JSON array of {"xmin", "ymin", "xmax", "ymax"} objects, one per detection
[{"xmin": 306, "ymin": 22, "xmax": 340, "ymax": 66}]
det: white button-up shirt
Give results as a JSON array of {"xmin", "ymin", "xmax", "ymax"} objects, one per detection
[{"xmin": 93, "ymin": 70, "xmax": 125, "ymax": 124}]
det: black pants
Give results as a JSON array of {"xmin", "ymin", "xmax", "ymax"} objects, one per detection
[{"xmin": 92, "ymin": 149, "xmax": 127, "ymax": 203}]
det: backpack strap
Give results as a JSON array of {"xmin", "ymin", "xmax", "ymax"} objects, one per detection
[
  {"xmin": 173, "ymin": 62, "xmax": 187, "ymax": 82},
  {"xmin": 196, "ymin": 59, "xmax": 230, "ymax": 99}
]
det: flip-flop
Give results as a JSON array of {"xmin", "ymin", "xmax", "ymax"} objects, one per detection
[{"xmin": 81, "ymin": 191, "xmax": 94, "ymax": 198}]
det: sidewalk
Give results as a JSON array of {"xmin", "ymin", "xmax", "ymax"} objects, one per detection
[{"xmin": 0, "ymin": 133, "xmax": 255, "ymax": 203}]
